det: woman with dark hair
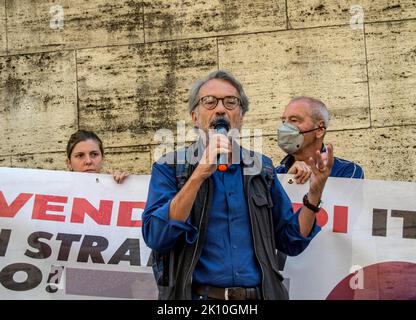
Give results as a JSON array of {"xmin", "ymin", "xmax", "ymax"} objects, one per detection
[{"xmin": 66, "ymin": 130, "xmax": 129, "ymax": 183}]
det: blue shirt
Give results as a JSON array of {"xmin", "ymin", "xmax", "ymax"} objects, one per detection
[
  {"xmin": 142, "ymin": 154, "xmax": 320, "ymax": 288},
  {"xmin": 194, "ymin": 163, "xmax": 260, "ymax": 286},
  {"xmin": 276, "ymin": 144, "xmax": 364, "ymax": 179}
]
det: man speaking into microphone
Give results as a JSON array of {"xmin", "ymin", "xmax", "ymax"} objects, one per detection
[{"xmin": 142, "ymin": 70, "xmax": 334, "ymax": 300}]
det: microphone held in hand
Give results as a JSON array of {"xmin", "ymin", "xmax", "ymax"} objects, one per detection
[{"xmin": 213, "ymin": 118, "xmax": 230, "ymax": 172}]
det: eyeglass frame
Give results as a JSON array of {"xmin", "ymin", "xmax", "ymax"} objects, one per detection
[{"xmin": 197, "ymin": 95, "xmax": 241, "ymax": 110}]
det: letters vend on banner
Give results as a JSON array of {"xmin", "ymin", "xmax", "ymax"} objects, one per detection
[{"xmin": 0, "ymin": 167, "xmax": 155, "ymax": 299}]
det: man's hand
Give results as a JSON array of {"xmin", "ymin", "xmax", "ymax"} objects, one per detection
[
  {"xmin": 306, "ymin": 144, "xmax": 334, "ymax": 202},
  {"xmin": 298, "ymin": 144, "xmax": 334, "ymax": 237},
  {"xmin": 288, "ymin": 161, "xmax": 312, "ymax": 184},
  {"xmin": 195, "ymin": 133, "xmax": 230, "ymax": 180}
]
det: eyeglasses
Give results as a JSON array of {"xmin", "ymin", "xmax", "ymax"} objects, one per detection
[{"xmin": 198, "ymin": 95, "xmax": 241, "ymax": 110}]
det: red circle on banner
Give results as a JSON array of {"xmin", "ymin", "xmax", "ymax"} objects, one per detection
[{"xmin": 326, "ymin": 261, "xmax": 416, "ymax": 300}]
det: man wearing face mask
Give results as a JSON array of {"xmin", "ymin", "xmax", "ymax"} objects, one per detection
[{"xmin": 276, "ymin": 96, "xmax": 364, "ymax": 181}]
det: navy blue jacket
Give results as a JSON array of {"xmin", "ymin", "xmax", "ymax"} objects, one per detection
[{"xmin": 276, "ymin": 144, "xmax": 364, "ymax": 179}]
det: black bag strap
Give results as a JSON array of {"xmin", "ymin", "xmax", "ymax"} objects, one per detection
[{"xmin": 174, "ymin": 147, "xmax": 190, "ymax": 191}]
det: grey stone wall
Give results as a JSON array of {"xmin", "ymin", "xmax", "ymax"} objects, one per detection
[{"xmin": 0, "ymin": 0, "xmax": 415, "ymax": 181}]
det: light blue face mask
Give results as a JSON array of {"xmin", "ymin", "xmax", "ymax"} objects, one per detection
[{"xmin": 277, "ymin": 122, "xmax": 323, "ymax": 154}]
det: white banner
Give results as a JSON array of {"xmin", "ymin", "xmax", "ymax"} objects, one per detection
[
  {"xmin": 278, "ymin": 175, "xmax": 416, "ymax": 300},
  {"xmin": 1, "ymin": 167, "xmax": 416, "ymax": 299},
  {"xmin": 0, "ymin": 167, "xmax": 154, "ymax": 300}
]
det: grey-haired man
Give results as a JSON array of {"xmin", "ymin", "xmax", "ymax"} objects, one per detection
[{"xmin": 142, "ymin": 71, "xmax": 334, "ymax": 300}]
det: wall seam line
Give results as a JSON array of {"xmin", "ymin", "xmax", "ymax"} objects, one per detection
[
  {"xmin": 4, "ymin": 0, "xmax": 9, "ymax": 54},
  {"xmin": 363, "ymin": 23, "xmax": 372, "ymax": 128}
]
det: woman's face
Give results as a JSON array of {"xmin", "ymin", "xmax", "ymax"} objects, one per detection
[{"xmin": 67, "ymin": 139, "xmax": 103, "ymax": 173}]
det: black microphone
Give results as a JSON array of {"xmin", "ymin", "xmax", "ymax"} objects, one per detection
[{"xmin": 213, "ymin": 119, "xmax": 230, "ymax": 172}]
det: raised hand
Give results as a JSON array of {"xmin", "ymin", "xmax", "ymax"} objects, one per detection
[{"xmin": 307, "ymin": 144, "xmax": 334, "ymax": 197}]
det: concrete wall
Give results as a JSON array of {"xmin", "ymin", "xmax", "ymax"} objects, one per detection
[{"xmin": 0, "ymin": 0, "xmax": 415, "ymax": 181}]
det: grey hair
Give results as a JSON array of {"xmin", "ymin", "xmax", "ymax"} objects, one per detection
[
  {"xmin": 188, "ymin": 70, "xmax": 249, "ymax": 115},
  {"xmin": 289, "ymin": 96, "xmax": 330, "ymax": 128}
]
